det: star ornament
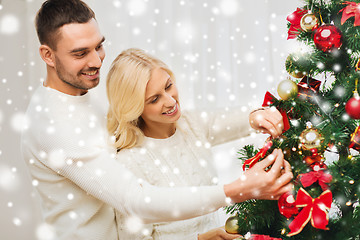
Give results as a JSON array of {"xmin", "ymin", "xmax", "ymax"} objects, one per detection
[{"xmin": 339, "ymin": 1, "xmax": 360, "ymax": 26}]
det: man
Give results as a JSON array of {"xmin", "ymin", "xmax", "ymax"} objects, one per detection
[{"xmin": 21, "ymin": 0, "xmax": 293, "ymax": 239}]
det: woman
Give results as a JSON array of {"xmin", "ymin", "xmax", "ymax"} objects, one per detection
[{"xmin": 106, "ymin": 48, "xmax": 286, "ymax": 240}]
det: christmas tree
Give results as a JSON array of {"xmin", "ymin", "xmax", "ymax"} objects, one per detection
[{"xmin": 224, "ymin": 0, "xmax": 360, "ymax": 239}]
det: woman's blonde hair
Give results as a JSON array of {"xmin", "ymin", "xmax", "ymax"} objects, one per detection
[{"xmin": 106, "ymin": 48, "xmax": 176, "ymax": 150}]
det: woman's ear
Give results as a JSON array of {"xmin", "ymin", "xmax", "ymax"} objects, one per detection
[{"xmin": 39, "ymin": 45, "xmax": 55, "ymax": 67}]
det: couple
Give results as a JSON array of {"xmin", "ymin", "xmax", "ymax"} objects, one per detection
[{"xmin": 21, "ymin": 0, "xmax": 293, "ymax": 239}]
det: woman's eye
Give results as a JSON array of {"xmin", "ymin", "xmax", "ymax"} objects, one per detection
[
  {"xmin": 151, "ymin": 97, "xmax": 158, "ymax": 103},
  {"xmin": 165, "ymin": 83, "xmax": 172, "ymax": 90}
]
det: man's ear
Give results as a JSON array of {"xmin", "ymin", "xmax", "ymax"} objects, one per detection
[{"xmin": 39, "ymin": 45, "xmax": 55, "ymax": 67}]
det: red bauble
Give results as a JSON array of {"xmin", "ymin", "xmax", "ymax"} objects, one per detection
[
  {"xmin": 345, "ymin": 95, "xmax": 360, "ymax": 119},
  {"xmin": 313, "ymin": 24, "xmax": 343, "ymax": 52},
  {"xmin": 278, "ymin": 192, "xmax": 299, "ymax": 218}
]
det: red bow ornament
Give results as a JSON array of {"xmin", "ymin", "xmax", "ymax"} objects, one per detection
[
  {"xmin": 262, "ymin": 91, "xmax": 291, "ymax": 131},
  {"xmin": 299, "ymin": 170, "xmax": 333, "ymax": 191},
  {"xmin": 339, "ymin": 1, "xmax": 360, "ymax": 26},
  {"xmin": 243, "ymin": 141, "xmax": 273, "ymax": 171},
  {"xmin": 287, "ymin": 188, "xmax": 332, "ymax": 236},
  {"xmin": 287, "ymin": 8, "xmax": 308, "ymax": 39}
]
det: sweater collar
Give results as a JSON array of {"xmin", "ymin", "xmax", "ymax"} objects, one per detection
[{"xmin": 40, "ymin": 84, "xmax": 90, "ymax": 104}]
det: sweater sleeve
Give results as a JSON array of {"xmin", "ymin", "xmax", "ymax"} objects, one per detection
[
  {"xmin": 184, "ymin": 107, "xmax": 253, "ymax": 146},
  {"xmin": 22, "ymin": 108, "xmax": 228, "ymax": 224}
]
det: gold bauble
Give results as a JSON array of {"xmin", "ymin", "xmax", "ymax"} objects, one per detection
[
  {"xmin": 300, "ymin": 13, "xmax": 319, "ymax": 32},
  {"xmin": 289, "ymin": 70, "xmax": 305, "ymax": 79},
  {"xmin": 299, "ymin": 127, "xmax": 324, "ymax": 150},
  {"xmin": 285, "ymin": 55, "xmax": 305, "ymax": 78},
  {"xmin": 277, "ymin": 79, "xmax": 298, "ymax": 100},
  {"xmin": 225, "ymin": 215, "xmax": 239, "ymax": 234}
]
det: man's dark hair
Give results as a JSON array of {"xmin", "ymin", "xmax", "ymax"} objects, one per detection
[{"xmin": 35, "ymin": 0, "xmax": 96, "ymax": 50}]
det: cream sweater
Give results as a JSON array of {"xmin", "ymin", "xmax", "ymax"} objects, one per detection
[
  {"xmin": 21, "ymin": 85, "xmax": 239, "ymax": 240},
  {"xmin": 116, "ymin": 110, "xmax": 252, "ymax": 239}
]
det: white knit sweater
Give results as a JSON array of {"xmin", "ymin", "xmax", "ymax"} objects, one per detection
[
  {"xmin": 21, "ymin": 85, "xmax": 234, "ymax": 240},
  {"xmin": 116, "ymin": 110, "xmax": 252, "ymax": 239}
]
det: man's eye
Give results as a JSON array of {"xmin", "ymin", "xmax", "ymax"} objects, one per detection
[
  {"xmin": 96, "ymin": 44, "xmax": 103, "ymax": 51},
  {"xmin": 74, "ymin": 52, "xmax": 86, "ymax": 57}
]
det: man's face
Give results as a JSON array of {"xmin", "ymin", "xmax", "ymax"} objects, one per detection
[{"xmin": 52, "ymin": 18, "xmax": 105, "ymax": 95}]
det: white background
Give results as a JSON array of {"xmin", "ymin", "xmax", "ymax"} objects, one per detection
[{"xmin": 0, "ymin": 0, "xmax": 301, "ymax": 239}]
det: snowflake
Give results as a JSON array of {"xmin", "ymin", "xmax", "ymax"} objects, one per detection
[
  {"xmin": 112, "ymin": 0, "xmax": 122, "ymax": 8},
  {"xmin": 127, "ymin": 0, "xmax": 147, "ymax": 16},
  {"xmin": 125, "ymin": 215, "xmax": 144, "ymax": 233},
  {"xmin": 48, "ymin": 149, "xmax": 66, "ymax": 169},
  {"xmin": 0, "ymin": 14, "xmax": 20, "ymax": 35},
  {"xmin": 175, "ymin": 22, "xmax": 194, "ymax": 44},
  {"xmin": 36, "ymin": 223, "xmax": 56, "ymax": 240},
  {"xmin": 0, "ymin": 164, "xmax": 20, "ymax": 191},
  {"xmin": 220, "ymin": 0, "xmax": 239, "ymax": 16}
]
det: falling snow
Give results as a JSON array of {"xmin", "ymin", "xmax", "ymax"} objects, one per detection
[
  {"xmin": 0, "ymin": 14, "xmax": 20, "ymax": 35},
  {"xmin": 1, "ymin": 0, "xmax": 302, "ymax": 239}
]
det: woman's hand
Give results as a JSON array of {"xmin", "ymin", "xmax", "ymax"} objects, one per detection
[
  {"xmin": 224, "ymin": 149, "xmax": 293, "ymax": 203},
  {"xmin": 249, "ymin": 107, "xmax": 284, "ymax": 138},
  {"xmin": 198, "ymin": 227, "xmax": 242, "ymax": 240}
]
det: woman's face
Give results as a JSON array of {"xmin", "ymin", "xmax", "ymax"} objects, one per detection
[{"xmin": 141, "ymin": 67, "xmax": 181, "ymax": 134}]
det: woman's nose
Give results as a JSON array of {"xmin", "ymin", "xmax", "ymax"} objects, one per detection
[{"xmin": 164, "ymin": 93, "xmax": 176, "ymax": 107}]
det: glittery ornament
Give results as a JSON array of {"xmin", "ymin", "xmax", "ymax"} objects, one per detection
[
  {"xmin": 313, "ymin": 24, "xmax": 343, "ymax": 52},
  {"xmin": 300, "ymin": 127, "xmax": 324, "ymax": 150},
  {"xmin": 285, "ymin": 55, "xmax": 305, "ymax": 78},
  {"xmin": 300, "ymin": 13, "xmax": 319, "ymax": 31},
  {"xmin": 225, "ymin": 215, "xmax": 239, "ymax": 234},
  {"xmin": 278, "ymin": 192, "xmax": 299, "ymax": 218},
  {"xmin": 345, "ymin": 93, "xmax": 360, "ymax": 119},
  {"xmin": 277, "ymin": 79, "xmax": 298, "ymax": 100}
]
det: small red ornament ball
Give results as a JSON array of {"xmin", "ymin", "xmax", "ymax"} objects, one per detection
[
  {"xmin": 278, "ymin": 192, "xmax": 299, "ymax": 218},
  {"xmin": 313, "ymin": 24, "xmax": 343, "ymax": 52},
  {"xmin": 345, "ymin": 96, "xmax": 360, "ymax": 119}
]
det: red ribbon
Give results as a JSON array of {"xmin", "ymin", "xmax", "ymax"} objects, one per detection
[
  {"xmin": 287, "ymin": 8, "xmax": 308, "ymax": 39},
  {"xmin": 262, "ymin": 91, "xmax": 290, "ymax": 131},
  {"xmin": 287, "ymin": 188, "xmax": 332, "ymax": 236},
  {"xmin": 299, "ymin": 170, "xmax": 332, "ymax": 191},
  {"xmin": 242, "ymin": 141, "xmax": 273, "ymax": 171},
  {"xmin": 339, "ymin": 1, "xmax": 360, "ymax": 26}
]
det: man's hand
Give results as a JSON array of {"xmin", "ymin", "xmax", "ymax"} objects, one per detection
[
  {"xmin": 249, "ymin": 107, "xmax": 284, "ymax": 138},
  {"xmin": 224, "ymin": 149, "xmax": 293, "ymax": 203}
]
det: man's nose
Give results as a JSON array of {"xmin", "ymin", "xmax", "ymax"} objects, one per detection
[{"xmin": 88, "ymin": 49, "xmax": 104, "ymax": 68}]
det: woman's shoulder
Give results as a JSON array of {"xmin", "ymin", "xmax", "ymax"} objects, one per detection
[{"xmin": 179, "ymin": 109, "xmax": 211, "ymax": 133}]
